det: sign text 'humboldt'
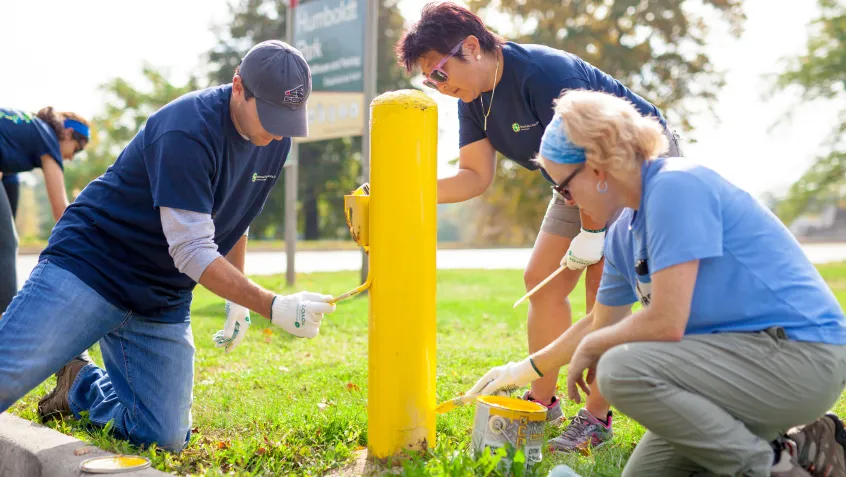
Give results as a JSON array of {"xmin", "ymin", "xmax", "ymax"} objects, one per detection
[{"xmin": 294, "ymin": 0, "xmax": 364, "ymax": 92}]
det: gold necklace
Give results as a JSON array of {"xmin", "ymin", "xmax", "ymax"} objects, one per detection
[{"xmin": 480, "ymin": 50, "xmax": 499, "ymax": 131}]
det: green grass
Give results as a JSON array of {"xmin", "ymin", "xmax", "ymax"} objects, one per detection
[{"xmin": 9, "ymin": 264, "xmax": 846, "ymax": 476}]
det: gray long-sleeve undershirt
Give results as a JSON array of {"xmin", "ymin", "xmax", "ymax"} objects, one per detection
[{"xmin": 160, "ymin": 207, "xmax": 248, "ymax": 282}]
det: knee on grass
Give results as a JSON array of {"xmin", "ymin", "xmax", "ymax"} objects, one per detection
[{"xmin": 130, "ymin": 421, "xmax": 191, "ymax": 453}]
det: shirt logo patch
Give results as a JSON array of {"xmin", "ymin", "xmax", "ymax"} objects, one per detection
[
  {"xmin": 1, "ymin": 111, "xmax": 33, "ymax": 124},
  {"xmin": 512, "ymin": 121, "xmax": 539, "ymax": 133},
  {"xmin": 252, "ymin": 172, "xmax": 277, "ymax": 182},
  {"xmin": 283, "ymin": 85, "xmax": 305, "ymax": 104}
]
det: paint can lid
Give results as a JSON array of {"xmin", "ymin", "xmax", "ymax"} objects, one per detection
[{"xmin": 79, "ymin": 455, "xmax": 151, "ymax": 474}]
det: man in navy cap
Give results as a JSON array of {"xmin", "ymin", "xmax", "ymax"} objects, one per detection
[{"xmin": 0, "ymin": 41, "xmax": 333, "ymax": 451}]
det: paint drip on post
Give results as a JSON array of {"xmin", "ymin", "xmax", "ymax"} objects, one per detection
[{"xmin": 471, "ymin": 396, "xmax": 546, "ymax": 472}]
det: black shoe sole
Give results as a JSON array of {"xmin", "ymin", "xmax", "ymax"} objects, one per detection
[{"xmin": 825, "ymin": 412, "xmax": 846, "ymax": 471}]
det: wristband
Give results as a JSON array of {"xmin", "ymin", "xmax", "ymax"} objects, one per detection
[{"xmin": 530, "ymin": 358, "xmax": 544, "ymax": 378}]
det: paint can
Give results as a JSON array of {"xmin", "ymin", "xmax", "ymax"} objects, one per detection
[{"xmin": 471, "ymin": 395, "xmax": 546, "ymax": 471}]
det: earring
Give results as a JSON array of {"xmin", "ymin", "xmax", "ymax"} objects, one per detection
[
  {"xmin": 476, "ymin": 54, "xmax": 481, "ymax": 61},
  {"xmin": 597, "ymin": 180, "xmax": 608, "ymax": 193}
]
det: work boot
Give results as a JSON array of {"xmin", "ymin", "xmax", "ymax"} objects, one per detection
[
  {"xmin": 522, "ymin": 390, "xmax": 565, "ymax": 425},
  {"xmin": 772, "ymin": 437, "xmax": 812, "ymax": 476},
  {"xmin": 549, "ymin": 408, "xmax": 613, "ymax": 453},
  {"xmin": 37, "ymin": 351, "xmax": 94, "ymax": 422},
  {"xmin": 787, "ymin": 413, "xmax": 846, "ymax": 477}
]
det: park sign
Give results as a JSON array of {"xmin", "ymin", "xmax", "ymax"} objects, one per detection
[
  {"xmin": 295, "ymin": 91, "xmax": 365, "ymax": 143},
  {"xmin": 294, "ymin": 0, "xmax": 364, "ymax": 92},
  {"xmin": 293, "ymin": 0, "xmax": 366, "ymax": 142}
]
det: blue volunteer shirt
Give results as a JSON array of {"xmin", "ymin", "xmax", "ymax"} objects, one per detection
[
  {"xmin": 2, "ymin": 173, "xmax": 19, "ymax": 185},
  {"xmin": 598, "ymin": 157, "xmax": 846, "ymax": 344},
  {"xmin": 42, "ymin": 85, "xmax": 290, "ymax": 320},
  {"xmin": 458, "ymin": 42, "xmax": 665, "ymax": 173},
  {"xmin": 0, "ymin": 108, "xmax": 63, "ymax": 174}
]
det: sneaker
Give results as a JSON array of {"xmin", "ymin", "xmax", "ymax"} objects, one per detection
[
  {"xmin": 787, "ymin": 413, "xmax": 846, "ymax": 477},
  {"xmin": 772, "ymin": 437, "xmax": 812, "ymax": 476},
  {"xmin": 549, "ymin": 408, "xmax": 613, "ymax": 453},
  {"xmin": 37, "ymin": 351, "xmax": 94, "ymax": 422},
  {"xmin": 522, "ymin": 390, "xmax": 565, "ymax": 425}
]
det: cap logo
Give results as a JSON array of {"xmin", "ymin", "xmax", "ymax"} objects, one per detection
[{"xmin": 284, "ymin": 84, "xmax": 305, "ymax": 104}]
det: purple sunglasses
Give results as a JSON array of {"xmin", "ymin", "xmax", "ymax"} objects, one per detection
[{"xmin": 423, "ymin": 40, "xmax": 465, "ymax": 89}]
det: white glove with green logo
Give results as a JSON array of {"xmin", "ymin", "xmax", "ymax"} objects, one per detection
[
  {"xmin": 271, "ymin": 291, "xmax": 336, "ymax": 339},
  {"xmin": 561, "ymin": 227, "xmax": 606, "ymax": 270},
  {"xmin": 465, "ymin": 357, "xmax": 543, "ymax": 397},
  {"xmin": 212, "ymin": 301, "xmax": 251, "ymax": 352}
]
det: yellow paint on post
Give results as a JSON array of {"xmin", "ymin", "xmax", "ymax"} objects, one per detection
[{"xmin": 367, "ymin": 89, "xmax": 438, "ymax": 458}]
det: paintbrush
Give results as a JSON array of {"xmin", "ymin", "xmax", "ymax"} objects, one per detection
[
  {"xmin": 434, "ymin": 385, "xmax": 519, "ymax": 414},
  {"xmin": 513, "ymin": 264, "xmax": 567, "ymax": 308}
]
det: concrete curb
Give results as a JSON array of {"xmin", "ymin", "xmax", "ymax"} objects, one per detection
[{"xmin": 0, "ymin": 413, "xmax": 169, "ymax": 476}]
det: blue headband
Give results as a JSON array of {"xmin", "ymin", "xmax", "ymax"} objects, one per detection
[
  {"xmin": 63, "ymin": 119, "xmax": 89, "ymax": 139},
  {"xmin": 539, "ymin": 114, "xmax": 586, "ymax": 164}
]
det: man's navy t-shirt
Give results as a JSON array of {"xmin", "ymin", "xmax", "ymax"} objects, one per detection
[
  {"xmin": 42, "ymin": 85, "xmax": 290, "ymax": 320},
  {"xmin": 458, "ymin": 42, "xmax": 666, "ymax": 173},
  {"xmin": 0, "ymin": 108, "xmax": 63, "ymax": 174}
]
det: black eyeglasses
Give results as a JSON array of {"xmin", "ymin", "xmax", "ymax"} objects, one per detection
[
  {"xmin": 71, "ymin": 133, "xmax": 88, "ymax": 155},
  {"xmin": 548, "ymin": 165, "xmax": 584, "ymax": 201}
]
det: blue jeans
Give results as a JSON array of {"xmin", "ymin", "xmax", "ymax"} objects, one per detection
[{"xmin": 0, "ymin": 260, "xmax": 194, "ymax": 451}]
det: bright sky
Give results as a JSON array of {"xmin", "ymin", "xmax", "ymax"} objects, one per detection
[{"xmin": 1, "ymin": 0, "xmax": 838, "ymax": 198}]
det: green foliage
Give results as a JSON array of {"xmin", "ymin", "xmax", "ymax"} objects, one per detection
[
  {"xmin": 771, "ymin": 0, "xmax": 846, "ymax": 225},
  {"xmin": 54, "ymin": 0, "xmax": 410, "ymax": 242},
  {"xmin": 12, "ymin": 264, "xmax": 846, "ymax": 475},
  {"xmin": 466, "ymin": 0, "xmax": 746, "ymax": 245},
  {"xmin": 63, "ymin": 67, "xmax": 200, "ymax": 199}
]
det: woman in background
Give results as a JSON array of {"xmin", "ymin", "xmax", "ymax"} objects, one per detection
[{"xmin": 0, "ymin": 107, "xmax": 89, "ymax": 313}]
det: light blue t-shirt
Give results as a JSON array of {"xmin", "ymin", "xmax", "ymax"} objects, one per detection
[{"xmin": 597, "ymin": 157, "xmax": 846, "ymax": 344}]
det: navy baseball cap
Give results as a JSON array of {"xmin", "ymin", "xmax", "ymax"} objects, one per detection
[{"xmin": 239, "ymin": 40, "xmax": 311, "ymax": 138}]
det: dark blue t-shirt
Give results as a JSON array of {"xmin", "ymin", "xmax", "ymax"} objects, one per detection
[
  {"xmin": 0, "ymin": 108, "xmax": 63, "ymax": 174},
  {"xmin": 2, "ymin": 173, "xmax": 19, "ymax": 185},
  {"xmin": 42, "ymin": 85, "xmax": 290, "ymax": 320},
  {"xmin": 458, "ymin": 42, "xmax": 665, "ymax": 173}
]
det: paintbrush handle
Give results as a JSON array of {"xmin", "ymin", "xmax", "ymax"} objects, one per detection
[
  {"xmin": 434, "ymin": 394, "xmax": 476, "ymax": 414},
  {"xmin": 513, "ymin": 264, "xmax": 567, "ymax": 308}
]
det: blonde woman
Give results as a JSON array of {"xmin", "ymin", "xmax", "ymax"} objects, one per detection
[{"xmin": 468, "ymin": 90, "xmax": 846, "ymax": 476}]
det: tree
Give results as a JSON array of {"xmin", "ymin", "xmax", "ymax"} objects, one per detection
[
  {"xmin": 64, "ymin": 67, "xmax": 199, "ymax": 197},
  {"xmin": 208, "ymin": 0, "xmax": 411, "ymax": 240},
  {"xmin": 771, "ymin": 0, "xmax": 846, "ymax": 225},
  {"xmin": 465, "ymin": 0, "xmax": 747, "ymax": 245}
]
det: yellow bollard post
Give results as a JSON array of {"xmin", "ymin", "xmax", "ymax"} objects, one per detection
[{"xmin": 368, "ymin": 90, "xmax": 437, "ymax": 458}]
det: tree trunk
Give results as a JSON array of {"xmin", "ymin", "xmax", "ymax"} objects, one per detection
[{"xmin": 304, "ymin": 193, "xmax": 319, "ymax": 240}]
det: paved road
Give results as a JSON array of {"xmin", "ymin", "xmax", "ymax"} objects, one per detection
[{"xmin": 15, "ymin": 243, "xmax": 846, "ymax": 289}]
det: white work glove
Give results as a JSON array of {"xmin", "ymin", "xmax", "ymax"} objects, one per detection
[
  {"xmin": 561, "ymin": 228, "xmax": 606, "ymax": 270},
  {"xmin": 465, "ymin": 357, "xmax": 543, "ymax": 398},
  {"xmin": 271, "ymin": 291, "xmax": 336, "ymax": 339},
  {"xmin": 212, "ymin": 301, "xmax": 251, "ymax": 352}
]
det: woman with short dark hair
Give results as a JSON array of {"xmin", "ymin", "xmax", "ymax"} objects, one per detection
[{"xmin": 396, "ymin": 1, "xmax": 681, "ymax": 451}]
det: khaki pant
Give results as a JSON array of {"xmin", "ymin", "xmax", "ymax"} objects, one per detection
[{"xmin": 596, "ymin": 329, "xmax": 846, "ymax": 477}]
